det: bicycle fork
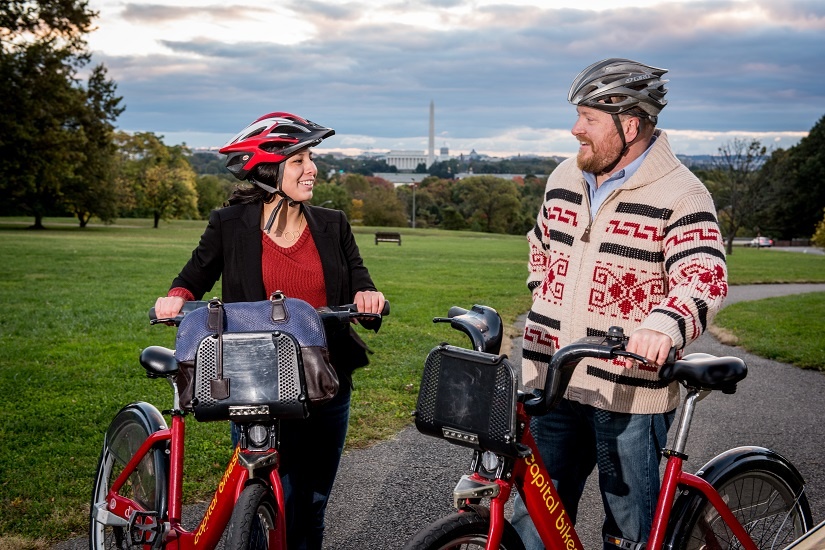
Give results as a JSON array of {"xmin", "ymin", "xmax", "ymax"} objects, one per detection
[{"xmin": 451, "ymin": 429, "xmax": 586, "ymax": 550}]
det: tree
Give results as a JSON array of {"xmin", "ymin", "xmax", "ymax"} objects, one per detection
[
  {"xmin": 362, "ymin": 186, "xmax": 407, "ymax": 227},
  {"xmin": 0, "ymin": 0, "xmax": 118, "ymax": 228},
  {"xmin": 705, "ymin": 138, "xmax": 767, "ymax": 255},
  {"xmin": 516, "ymin": 175, "xmax": 548, "ymax": 236},
  {"xmin": 454, "ymin": 175, "xmax": 522, "ymax": 233},
  {"xmin": 116, "ymin": 132, "xmax": 198, "ymax": 227},
  {"xmin": 812, "ymin": 208, "xmax": 825, "ymax": 249},
  {"xmin": 188, "ymin": 152, "xmax": 228, "ymax": 175},
  {"xmin": 62, "ymin": 64, "xmax": 125, "ymax": 226},
  {"xmin": 310, "ymin": 182, "xmax": 352, "ymax": 217},
  {"xmin": 757, "ymin": 114, "xmax": 825, "ymax": 240},
  {"xmin": 195, "ymin": 174, "xmax": 233, "ymax": 218},
  {"xmin": 1, "ymin": 0, "xmax": 95, "ymax": 50},
  {"xmin": 341, "ymin": 173, "xmax": 370, "ymax": 200}
]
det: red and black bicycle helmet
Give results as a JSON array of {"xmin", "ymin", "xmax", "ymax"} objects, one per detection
[{"xmin": 219, "ymin": 112, "xmax": 335, "ymax": 189}]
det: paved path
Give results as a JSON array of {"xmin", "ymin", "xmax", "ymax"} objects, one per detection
[
  {"xmin": 58, "ymin": 284, "xmax": 825, "ymax": 550},
  {"xmin": 321, "ymin": 283, "xmax": 825, "ymax": 549}
]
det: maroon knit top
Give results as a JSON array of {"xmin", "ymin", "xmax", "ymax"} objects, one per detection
[
  {"xmin": 167, "ymin": 228, "xmax": 326, "ymax": 308},
  {"xmin": 261, "ymin": 229, "xmax": 326, "ymax": 308}
]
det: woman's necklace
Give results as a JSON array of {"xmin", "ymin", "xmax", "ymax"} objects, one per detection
[{"xmin": 278, "ymin": 214, "xmax": 304, "ymax": 242}]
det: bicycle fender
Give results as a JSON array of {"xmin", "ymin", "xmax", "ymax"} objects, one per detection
[
  {"xmin": 104, "ymin": 401, "xmax": 168, "ymax": 448},
  {"xmin": 103, "ymin": 401, "xmax": 170, "ymax": 518},
  {"xmin": 663, "ymin": 446, "xmax": 808, "ymax": 547}
]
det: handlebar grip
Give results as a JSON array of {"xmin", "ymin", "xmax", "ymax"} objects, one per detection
[
  {"xmin": 359, "ymin": 300, "xmax": 389, "ymax": 332},
  {"xmin": 149, "ymin": 300, "xmax": 209, "ymax": 325}
]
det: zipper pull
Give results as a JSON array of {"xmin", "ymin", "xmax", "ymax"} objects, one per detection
[{"xmin": 581, "ymin": 224, "xmax": 591, "ymax": 242}]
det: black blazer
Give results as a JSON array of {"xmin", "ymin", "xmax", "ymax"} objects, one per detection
[{"xmin": 171, "ymin": 201, "xmax": 377, "ymax": 372}]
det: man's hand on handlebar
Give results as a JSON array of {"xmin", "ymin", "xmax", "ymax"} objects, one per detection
[{"xmin": 624, "ymin": 328, "xmax": 674, "ymax": 369}]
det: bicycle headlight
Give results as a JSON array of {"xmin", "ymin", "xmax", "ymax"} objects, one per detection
[
  {"xmin": 481, "ymin": 451, "xmax": 501, "ymax": 473},
  {"xmin": 248, "ymin": 424, "xmax": 269, "ymax": 448}
]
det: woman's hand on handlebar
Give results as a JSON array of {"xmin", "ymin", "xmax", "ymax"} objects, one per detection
[
  {"xmin": 154, "ymin": 296, "xmax": 185, "ymax": 321},
  {"xmin": 353, "ymin": 290, "xmax": 385, "ymax": 316},
  {"xmin": 624, "ymin": 328, "xmax": 673, "ymax": 368}
]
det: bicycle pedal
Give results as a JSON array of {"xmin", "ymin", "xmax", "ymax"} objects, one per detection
[{"xmin": 127, "ymin": 510, "xmax": 164, "ymax": 547}]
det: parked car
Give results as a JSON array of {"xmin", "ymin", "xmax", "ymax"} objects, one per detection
[{"xmin": 750, "ymin": 236, "xmax": 774, "ymax": 247}]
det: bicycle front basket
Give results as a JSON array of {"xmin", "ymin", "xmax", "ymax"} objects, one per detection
[{"xmin": 414, "ymin": 343, "xmax": 520, "ymax": 458}]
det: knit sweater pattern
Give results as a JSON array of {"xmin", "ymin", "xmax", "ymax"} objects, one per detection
[{"xmin": 523, "ymin": 130, "xmax": 728, "ymax": 414}]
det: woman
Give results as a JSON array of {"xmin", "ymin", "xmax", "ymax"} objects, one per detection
[{"xmin": 154, "ymin": 112, "xmax": 385, "ymax": 549}]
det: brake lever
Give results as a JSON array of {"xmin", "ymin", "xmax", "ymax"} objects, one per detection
[{"xmin": 612, "ymin": 348, "xmax": 679, "ymax": 366}]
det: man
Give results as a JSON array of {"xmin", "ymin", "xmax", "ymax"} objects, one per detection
[{"xmin": 511, "ymin": 59, "xmax": 728, "ymax": 549}]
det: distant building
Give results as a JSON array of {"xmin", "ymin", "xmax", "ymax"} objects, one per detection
[
  {"xmin": 372, "ymin": 173, "xmax": 430, "ymax": 187},
  {"xmin": 382, "ymin": 150, "xmax": 427, "ymax": 171}
]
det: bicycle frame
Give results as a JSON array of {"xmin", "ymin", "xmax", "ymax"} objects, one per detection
[
  {"xmin": 460, "ymin": 400, "xmax": 758, "ymax": 550},
  {"xmin": 410, "ymin": 309, "xmax": 806, "ymax": 550},
  {"xmin": 102, "ymin": 413, "xmax": 287, "ymax": 549},
  {"xmin": 95, "ymin": 299, "xmax": 390, "ymax": 550}
]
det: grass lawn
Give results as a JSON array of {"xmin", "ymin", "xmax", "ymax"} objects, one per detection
[
  {"xmin": 717, "ymin": 246, "xmax": 825, "ymax": 372},
  {"xmin": 713, "ymin": 292, "xmax": 825, "ymax": 371},
  {"xmin": 0, "ymin": 217, "xmax": 532, "ymax": 544},
  {"xmin": 0, "ymin": 217, "xmax": 822, "ymax": 545},
  {"xmin": 725, "ymin": 246, "xmax": 825, "ymax": 285}
]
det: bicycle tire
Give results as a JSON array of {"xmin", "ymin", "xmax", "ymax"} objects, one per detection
[
  {"xmin": 666, "ymin": 447, "xmax": 813, "ymax": 550},
  {"xmin": 89, "ymin": 402, "xmax": 169, "ymax": 550},
  {"xmin": 225, "ymin": 482, "xmax": 279, "ymax": 550},
  {"xmin": 403, "ymin": 504, "xmax": 526, "ymax": 550}
]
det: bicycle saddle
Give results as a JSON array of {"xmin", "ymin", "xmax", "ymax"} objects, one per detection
[
  {"xmin": 140, "ymin": 345, "xmax": 179, "ymax": 377},
  {"xmin": 659, "ymin": 353, "xmax": 747, "ymax": 393}
]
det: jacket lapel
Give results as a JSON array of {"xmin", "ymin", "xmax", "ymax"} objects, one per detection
[
  {"xmin": 304, "ymin": 206, "xmax": 342, "ymax": 305},
  {"xmin": 238, "ymin": 202, "xmax": 267, "ymax": 301}
]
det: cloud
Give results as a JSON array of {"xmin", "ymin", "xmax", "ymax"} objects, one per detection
[{"xmin": 87, "ymin": 0, "xmax": 825, "ymax": 155}]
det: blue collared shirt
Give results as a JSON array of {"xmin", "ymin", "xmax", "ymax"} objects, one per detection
[{"xmin": 583, "ymin": 136, "xmax": 657, "ymax": 219}]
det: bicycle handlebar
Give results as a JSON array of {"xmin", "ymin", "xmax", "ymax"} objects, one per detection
[
  {"xmin": 432, "ymin": 304, "xmax": 503, "ymax": 354},
  {"xmin": 149, "ymin": 299, "xmax": 390, "ymax": 332},
  {"xmin": 519, "ymin": 327, "xmax": 677, "ymax": 417}
]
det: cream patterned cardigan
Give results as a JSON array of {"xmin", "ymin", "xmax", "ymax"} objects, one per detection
[{"xmin": 523, "ymin": 130, "xmax": 728, "ymax": 414}]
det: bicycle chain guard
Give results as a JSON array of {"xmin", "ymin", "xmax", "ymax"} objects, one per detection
[{"xmin": 127, "ymin": 510, "xmax": 164, "ymax": 547}]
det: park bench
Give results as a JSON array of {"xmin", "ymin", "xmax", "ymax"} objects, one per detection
[{"xmin": 375, "ymin": 232, "xmax": 402, "ymax": 246}]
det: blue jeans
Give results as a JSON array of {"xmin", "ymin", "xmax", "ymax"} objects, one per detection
[
  {"xmin": 230, "ymin": 383, "xmax": 351, "ymax": 550},
  {"xmin": 511, "ymin": 399, "xmax": 674, "ymax": 550}
]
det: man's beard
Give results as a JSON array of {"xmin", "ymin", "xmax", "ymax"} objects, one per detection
[{"xmin": 576, "ymin": 137, "xmax": 623, "ymax": 175}]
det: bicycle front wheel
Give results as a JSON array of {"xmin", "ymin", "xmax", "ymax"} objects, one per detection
[
  {"xmin": 89, "ymin": 402, "xmax": 169, "ymax": 550},
  {"xmin": 225, "ymin": 482, "xmax": 279, "ymax": 550},
  {"xmin": 403, "ymin": 505, "xmax": 525, "ymax": 550},
  {"xmin": 667, "ymin": 448, "xmax": 813, "ymax": 550}
]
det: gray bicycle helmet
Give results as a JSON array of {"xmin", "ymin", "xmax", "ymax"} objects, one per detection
[{"xmin": 568, "ymin": 58, "xmax": 668, "ymax": 121}]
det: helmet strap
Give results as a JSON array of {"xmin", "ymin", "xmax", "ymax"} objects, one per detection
[
  {"xmin": 251, "ymin": 162, "xmax": 303, "ymax": 207},
  {"xmin": 263, "ymin": 197, "xmax": 304, "ymax": 234},
  {"xmin": 611, "ymin": 114, "xmax": 628, "ymax": 151},
  {"xmin": 249, "ymin": 177, "xmax": 277, "ymax": 195},
  {"xmin": 597, "ymin": 113, "xmax": 629, "ymax": 175},
  {"xmin": 263, "ymin": 197, "xmax": 286, "ymax": 234}
]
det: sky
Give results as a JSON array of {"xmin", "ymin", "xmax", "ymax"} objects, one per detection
[{"xmin": 84, "ymin": 0, "xmax": 825, "ymax": 158}]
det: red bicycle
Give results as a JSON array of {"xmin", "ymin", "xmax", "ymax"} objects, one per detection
[
  {"xmin": 404, "ymin": 305, "xmax": 813, "ymax": 550},
  {"xmin": 89, "ymin": 296, "xmax": 388, "ymax": 550}
]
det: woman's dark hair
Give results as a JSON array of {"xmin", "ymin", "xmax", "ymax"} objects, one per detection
[{"xmin": 226, "ymin": 164, "xmax": 279, "ymax": 205}]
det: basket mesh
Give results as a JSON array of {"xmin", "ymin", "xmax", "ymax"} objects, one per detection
[
  {"xmin": 275, "ymin": 334, "xmax": 301, "ymax": 406},
  {"xmin": 417, "ymin": 349, "xmax": 442, "ymax": 425},
  {"xmin": 416, "ymin": 345, "xmax": 518, "ymax": 456},
  {"xmin": 195, "ymin": 337, "xmax": 219, "ymax": 407}
]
